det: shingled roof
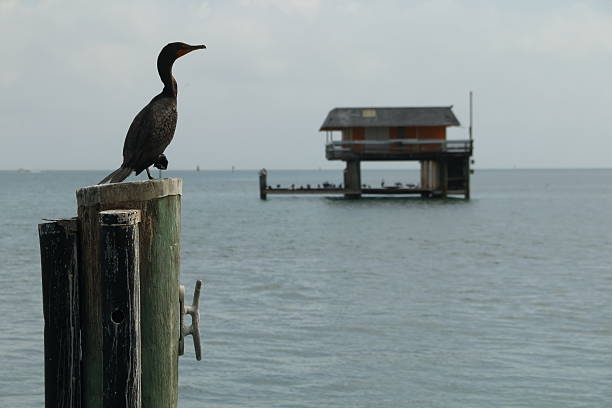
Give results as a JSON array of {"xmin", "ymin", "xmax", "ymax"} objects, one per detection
[{"xmin": 320, "ymin": 107, "xmax": 460, "ymax": 130}]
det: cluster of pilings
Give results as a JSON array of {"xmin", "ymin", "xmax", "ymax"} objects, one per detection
[{"xmin": 38, "ymin": 178, "xmax": 201, "ymax": 408}]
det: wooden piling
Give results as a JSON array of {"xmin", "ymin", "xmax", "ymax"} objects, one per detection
[
  {"xmin": 344, "ymin": 161, "xmax": 362, "ymax": 198},
  {"xmin": 259, "ymin": 169, "xmax": 267, "ymax": 200},
  {"xmin": 439, "ymin": 158, "xmax": 448, "ymax": 198},
  {"xmin": 100, "ymin": 210, "xmax": 141, "ymax": 408},
  {"xmin": 464, "ymin": 157, "xmax": 471, "ymax": 199},
  {"xmin": 38, "ymin": 219, "xmax": 81, "ymax": 408},
  {"xmin": 77, "ymin": 179, "xmax": 181, "ymax": 408}
]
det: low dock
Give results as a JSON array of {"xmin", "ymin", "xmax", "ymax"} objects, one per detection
[
  {"xmin": 266, "ymin": 187, "xmax": 357, "ymax": 196},
  {"xmin": 259, "ymin": 170, "xmax": 452, "ymax": 199},
  {"xmin": 264, "ymin": 187, "xmax": 431, "ymax": 198}
]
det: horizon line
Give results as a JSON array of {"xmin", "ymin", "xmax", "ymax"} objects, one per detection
[{"xmin": 2, "ymin": 167, "xmax": 612, "ymax": 172}]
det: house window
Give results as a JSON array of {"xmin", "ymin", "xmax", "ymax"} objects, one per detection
[{"xmin": 362, "ymin": 109, "xmax": 377, "ymax": 118}]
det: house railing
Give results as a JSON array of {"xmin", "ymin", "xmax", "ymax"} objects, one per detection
[{"xmin": 326, "ymin": 139, "xmax": 473, "ymax": 157}]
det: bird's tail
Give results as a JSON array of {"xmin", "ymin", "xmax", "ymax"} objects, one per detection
[{"xmin": 98, "ymin": 167, "xmax": 133, "ymax": 185}]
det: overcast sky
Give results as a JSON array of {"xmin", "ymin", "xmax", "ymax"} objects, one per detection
[{"xmin": 1, "ymin": 0, "xmax": 611, "ymax": 170}]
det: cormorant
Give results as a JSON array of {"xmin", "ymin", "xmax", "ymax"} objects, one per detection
[{"xmin": 99, "ymin": 42, "xmax": 205, "ymax": 184}]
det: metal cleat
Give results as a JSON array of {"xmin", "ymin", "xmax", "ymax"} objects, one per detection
[{"xmin": 179, "ymin": 280, "xmax": 203, "ymax": 360}]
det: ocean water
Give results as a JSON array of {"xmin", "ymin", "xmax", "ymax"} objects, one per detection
[{"xmin": 1, "ymin": 169, "xmax": 611, "ymax": 407}]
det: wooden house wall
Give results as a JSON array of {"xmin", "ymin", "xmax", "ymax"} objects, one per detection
[
  {"xmin": 342, "ymin": 128, "xmax": 365, "ymax": 141},
  {"xmin": 364, "ymin": 128, "xmax": 389, "ymax": 140},
  {"xmin": 342, "ymin": 126, "xmax": 446, "ymax": 141},
  {"xmin": 416, "ymin": 126, "xmax": 446, "ymax": 140}
]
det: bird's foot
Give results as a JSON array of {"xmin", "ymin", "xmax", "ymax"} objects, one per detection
[
  {"xmin": 146, "ymin": 168, "xmax": 154, "ymax": 180},
  {"xmin": 153, "ymin": 154, "xmax": 168, "ymax": 170}
]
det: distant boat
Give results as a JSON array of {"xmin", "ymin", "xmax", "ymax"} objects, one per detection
[
  {"xmin": 16, "ymin": 168, "xmax": 31, "ymax": 173},
  {"xmin": 231, "ymin": 165, "xmax": 235, "ymax": 172},
  {"xmin": 196, "ymin": 165, "xmax": 200, "ymax": 172}
]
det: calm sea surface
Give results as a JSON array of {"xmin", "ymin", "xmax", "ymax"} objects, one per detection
[{"xmin": 1, "ymin": 169, "xmax": 611, "ymax": 407}]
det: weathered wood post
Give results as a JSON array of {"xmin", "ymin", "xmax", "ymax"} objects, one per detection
[
  {"xmin": 439, "ymin": 158, "xmax": 448, "ymax": 198},
  {"xmin": 100, "ymin": 210, "xmax": 142, "ymax": 408},
  {"xmin": 344, "ymin": 160, "xmax": 362, "ymax": 198},
  {"xmin": 464, "ymin": 156, "xmax": 471, "ymax": 199},
  {"xmin": 259, "ymin": 168, "xmax": 267, "ymax": 200},
  {"xmin": 77, "ymin": 179, "xmax": 182, "ymax": 408},
  {"xmin": 38, "ymin": 219, "xmax": 81, "ymax": 408}
]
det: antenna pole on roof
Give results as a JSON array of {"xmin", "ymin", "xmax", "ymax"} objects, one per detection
[{"xmin": 469, "ymin": 91, "xmax": 473, "ymax": 140}]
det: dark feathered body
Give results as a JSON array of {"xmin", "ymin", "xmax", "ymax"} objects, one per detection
[
  {"xmin": 123, "ymin": 95, "xmax": 177, "ymax": 175},
  {"xmin": 99, "ymin": 42, "xmax": 204, "ymax": 184}
]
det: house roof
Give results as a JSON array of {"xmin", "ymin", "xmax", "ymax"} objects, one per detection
[{"xmin": 319, "ymin": 107, "xmax": 460, "ymax": 130}]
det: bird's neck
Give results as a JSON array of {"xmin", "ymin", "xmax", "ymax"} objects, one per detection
[{"xmin": 158, "ymin": 58, "xmax": 177, "ymax": 98}]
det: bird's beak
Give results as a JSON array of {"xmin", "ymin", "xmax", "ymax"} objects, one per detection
[{"xmin": 177, "ymin": 44, "xmax": 206, "ymax": 57}]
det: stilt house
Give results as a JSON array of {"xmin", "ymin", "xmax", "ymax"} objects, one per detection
[{"xmin": 320, "ymin": 106, "xmax": 473, "ymax": 198}]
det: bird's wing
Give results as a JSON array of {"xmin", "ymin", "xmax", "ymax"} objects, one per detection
[
  {"xmin": 122, "ymin": 96, "xmax": 177, "ymax": 172},
  {"xmin": 121, "ymin": 106, "xmax": 148, "ymax": 165}
]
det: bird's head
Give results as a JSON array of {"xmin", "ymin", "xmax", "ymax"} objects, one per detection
[
  {"xmin": 157, "ymin": 42, "xmax": 205, "ymax": 95},
  {"xmin": 160, "ymin": 42, "xmax": 206, "ymax": 62}
]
